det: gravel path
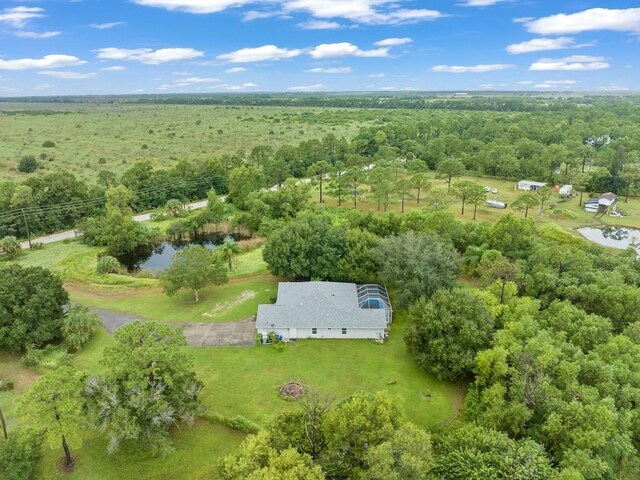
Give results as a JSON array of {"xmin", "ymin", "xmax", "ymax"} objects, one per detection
[{"xmin": 90, "ymin": 307, "xmax": 256, "ymax": 347}]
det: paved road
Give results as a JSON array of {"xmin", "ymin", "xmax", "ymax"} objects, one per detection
[{"xmin": 19, "ymin": 199, "xmax": 210, "ymax": 249}]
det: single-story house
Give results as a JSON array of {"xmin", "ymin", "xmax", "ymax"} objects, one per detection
[
  {"xmin": 559, "ymin": 185, "xmax": 573, "ymax": 197},
  {"xmin": 517, "ymin": 180, "xmax": 547, "ymax": 191},
  {"xmin": 256, "ymin": 282, "xmax": 392, "ymax": 341},
  {"xmin": 585, "ymin": 192, "xmax": 617, "ymax": 214}
]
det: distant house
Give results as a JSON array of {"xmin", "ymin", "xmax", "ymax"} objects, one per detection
[
  {"xmin": 585, "ymin": 192, "xmax": 617, "ymax": 214},
  {"xmin": 256, "ymin": 282, "xmax": 392, "ymax": 341},
  {"xmin": 517, "ymin": 180, "xmax": 547, "ymax": 191}
]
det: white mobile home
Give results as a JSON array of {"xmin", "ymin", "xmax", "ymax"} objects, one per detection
[
  {"xmin": 517, "ymin": 180, "xmax": 547, "ymax": 191},
  {"xmin": 256, "ymin": 282, "xmax": 392, "ymax": 341}
]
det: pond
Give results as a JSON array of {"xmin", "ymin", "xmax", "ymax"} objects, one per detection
[
  {"xmin": 577, "ymin": 226, "xmax": 640, "ymax": 253},
  {"xmin": 119, "ymin": 232, "xmax": 248, "ymax": 271}
]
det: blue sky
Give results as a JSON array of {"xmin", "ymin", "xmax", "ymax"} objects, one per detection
[{"xmin": 0, "ymin": 1, "xmax": 638, "ymax": 95}]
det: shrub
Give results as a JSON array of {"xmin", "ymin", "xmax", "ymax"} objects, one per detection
[
  {"xmin": 0, "ymin": 236, "xmax": 21, "ymax": 260},
  {"xmin": 0, "ymin": 379, "xmax": 15, "ymax": 391},
  {"xmin": 62, "ymin": 305, "xmax": 100, "ymax": 352},
  {"xmin": 208, "ymin": 413, "xmax": 260, "ymax": 434},
  {"xmin": 42, "ymin": 140, "xmax": 56, "ymax": 148},
  {"xmin": 0, "ymin": 430, "xmax": 43, "ymax": 480},
  {"xmin": 17, "ymin": 155, "xmax": 38, "ymax": 173},
  {"xmin": 21, "ymin": 346, "xmax": 44, "ymax": 368},
  {"xmin": 141, "ymin": 144, "xmax": 148, "ymax": 150},
  {"xmin": 96, "ymin": 255, "xmax": 123, "ymax": 274}
]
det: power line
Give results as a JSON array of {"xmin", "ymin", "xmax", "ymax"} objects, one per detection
[{"xmin": 0, "ymin": 174, "xmax": 226, "ymax": 224}]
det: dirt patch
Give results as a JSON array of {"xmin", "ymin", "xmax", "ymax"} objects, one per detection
[
  {"xmin": 183, "ymin": 316, "xmax": 256, "ymax": 347},
  {"xmin": 202, "ymin": 290, "xmax": 256, "ymax": 317},
  {"xmin": 279, "ymin": 381, "xmax": 306, "ymax": 400}
]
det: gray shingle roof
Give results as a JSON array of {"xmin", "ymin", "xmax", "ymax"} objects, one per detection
[{"xmin": 256, "ymin": 282, "xmax": 389, "ymax": 330}]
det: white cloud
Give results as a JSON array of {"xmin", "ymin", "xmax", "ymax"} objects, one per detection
[
  {"xmin": 0, "ymin": 6, "xmax": 44, "ymax": 28},
  {"xmin": 431, "ymin": 63, "xmax": 515, "ymax": 73},
  {"xmin": 0, "ymin": 55, "xmax": 86, "ymax": 71},
  {"xmin": 534, "ymin": 80, "xmax": 579, "ymax": 89},
  {"xmin": 225, "ymin": 67, "xmax": 248, "ymax": 73},
  {"xmin": 289, "ymin": 83, "xmax": 328, "ymax": 91},
  {"xmin": 13, "ymin": 31, "xmax": 61, "ymax": 39},
  {"xmin": 174, "ymin": 76, "xmax": 221, "ymax": 86},
  {"xmin": 309, "ymin": 42, "xmax": 388, "ymax": 59},
  {"xmin": 516, "ymin": 81, "xmax": 534, "ymax": 85},
  {"xmin": 225, "ymin": 82, "xmax": 258, "ymax": 90},
  {"xmin": 33, "ymin": 83, "xmax": 53, "ymax": 91},
  {"xmin": 529, "ymin": 55, "xmax": 610, "ymax": 71},
  {"xmin": 242, "ymin": 10, "xmax": 289, "ymax": 21},
  {"xmin": 217, "ymin": 45, "xmax": 302, "ymax": 63},
  {"xmin": 306, "ymin": 67, "xmax": 352, "ymax": 73},
  {"xmin": 281, "ymin": 1, "xmax": 444, "ymax": 25},
  {"xmin": 506, "ymin": 37, "xmax": 592, "ymax": 55},
  {"xmin": 38, "ymin": 71, "xmax": 98, "ymax": 79},
  {"xmin": 459, "ymin": 0, "xmax": 508, "ymax": 6},
  {"xmin": 298, "ymin": 20, "xmax": 342, "ymax": 29},
  {"xmin": 132, "ymin": 0, "xmax": 252, "ymax": 14},
  {"xmin": 369, "ymin": 73, "xmax": 385, "ymax": 78},
  {"xmin": 374, "ymin": 37, "xmax": 412, "ymax": 47},
  {"xmin": 90, "ymin": 22, "xmax": 124, "ymax": 29},
  {"xmin": 101, "ymin": 66, "xmax": 126, "ymax": 71},
  {"xmin": 133, "ymin": 0, "xmax": 444, "ymax": 25},
  {"xmin": 96, "ymin": 48, "xmax": 204, "ymax": 64},
  {"xmin": 525, "ymin": 8, "xmax": 640, "ymax": 35}
]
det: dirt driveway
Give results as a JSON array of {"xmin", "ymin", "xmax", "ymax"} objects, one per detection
[
  {"xmin": 90, "ymin": 307, "xmax": 256, "ymax": 347},
  {"xmin": 183, "ymin": 316, "xmax": 256, "ymax": 347}
]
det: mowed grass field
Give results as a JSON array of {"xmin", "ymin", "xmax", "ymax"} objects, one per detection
[
  {"xmin": 1, "ymin": 315, "xmax": 463, "ymax": 479},
  {"xmin": 313, "ymin": 171, "xmax": 640, "ymax": 235},
  {"xmin": 0, "ymin": 103, "xmax": 373, "ymax": 182}
]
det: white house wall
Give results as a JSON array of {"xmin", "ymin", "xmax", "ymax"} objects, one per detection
[{"xmin": 257, "ymin": 327, "xmax": 386, "ymax": 340}]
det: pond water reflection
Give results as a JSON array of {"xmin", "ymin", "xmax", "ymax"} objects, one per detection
[{"xmin": 118, "ymin": 232, "xmax": 247, "ymax": 271}]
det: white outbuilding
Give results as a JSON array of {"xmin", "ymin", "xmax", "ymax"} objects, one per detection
[
  {"xmin": 559, "ymin": 185, "xmax": 573, "ymax": 197},
  {"xmin": 517, "ymin": 180, "xmax": 547, "ymax": 191},
  {"xmin": 256, "ymin": 282, "xmax": 392, "ymax": 342}
]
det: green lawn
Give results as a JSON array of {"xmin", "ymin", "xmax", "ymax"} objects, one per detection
[
  {"xmin": 314, "ymin": 172, "xmax": 640, "ymax": 235},
  {"xmin": 70, "ymin": 276, "xmax": 278, "ymax": 324},
  {"xmin": 34, "ymin": 421, "xmax": 245, "ymax": 480}
]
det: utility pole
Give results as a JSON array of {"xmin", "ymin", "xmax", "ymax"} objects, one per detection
[
  {"xmin": 21, "ymin": 208, "xmax": 32, "ymax": 249},
  {"xmin": 0, "ymin": 402, "xmax": 7, "ymax": 440}
]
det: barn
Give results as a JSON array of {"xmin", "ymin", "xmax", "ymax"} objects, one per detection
[{"xmin": 256, "ymin": 282, "xmax": 392, "ymax": 341}]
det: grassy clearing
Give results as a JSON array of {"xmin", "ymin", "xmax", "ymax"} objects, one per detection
[
  {"xmin": 314, "ymin": 172, "xmax": 640, "ymax": 235},
  {"xmin": 69, "ymin": 276, "xmax": 278, "ymax": 324},
  {"xmin": 192, "ymin": 314, "xmax": 463, "ymax": 428},
  {"xmin": 34, "ymin": 421, "xmax": 245, "ymax": 480},
  {"xmin": 0, "ymin": 104, "xmax": 372, "ymax": 182}
]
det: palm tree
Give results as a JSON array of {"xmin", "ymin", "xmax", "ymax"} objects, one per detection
[{"xmin": 217, "ymin": 240, "xmax": 241, "ymax": 271}]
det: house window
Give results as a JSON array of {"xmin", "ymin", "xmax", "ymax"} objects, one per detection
[
  {"xmin": 342, "ymin": 328, "xmax": 347, "ymax": 335},
  {"xmin": 312, "ymin": 328, "xmax": 317, "ymax": 335}
]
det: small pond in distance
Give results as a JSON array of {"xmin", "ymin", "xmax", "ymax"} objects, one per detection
[
  {"xmin": 119, "ymin": 232, "xmax": 248, "ymax": 271},
  {"xmin": 577, "ymin": 226, "xmax": 640, "ymax": 253}
]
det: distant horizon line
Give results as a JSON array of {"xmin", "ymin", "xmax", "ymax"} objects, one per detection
[{"xmin": 1, "ymin": 90, "xmax": 638, "ymax": 100}]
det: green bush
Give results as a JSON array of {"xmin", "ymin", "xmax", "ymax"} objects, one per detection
[
  {"xmin": 17, "ymin": 155, "xmax": 38, "ymax": 173},
  {"xmin": 62, "ymin": 305, "xmax": 100, "ymax": 352},
  {"xmin": 42, "ymin": 140, "xmax": 56, "ymax": 148},
  {"xmin": 208, "ymin": 413, "xmax": 260, "ymax": 434},
  {"xmin": 97, "ymin": 255, "xmax": 124, "ymax": 274},
  {"xmin": 21, "ymin": 346, "xmax": 44, "ymax": 368},
  {"xmin": 0, "ymin": 430, "xmax": 43, "ymax": 480},
  {"xmin": 0, "ymin": 236, "xmax": 21, "ymax": 260},
  {"xmin": 0, "ymin": 379, "xmax": 15, "ymax": 391}
]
